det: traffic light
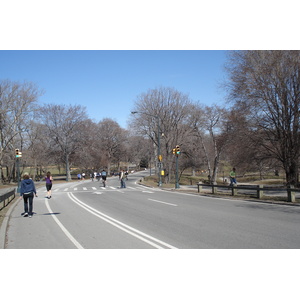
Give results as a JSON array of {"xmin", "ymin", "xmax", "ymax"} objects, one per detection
[
  {"xmin": 172, "ymin": 148, "xmax": 176, "ymax": 155},
  {"xmin": 15, "ymin": 149, "xmax": 22, "ymax": 158},
  {"xmin": 175, "ymin": 145, "xmax": 180, "ymax": 155}
]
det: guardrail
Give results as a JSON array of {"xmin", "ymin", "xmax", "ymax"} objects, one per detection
[
  {"xmin": 197, "ymin": 183, "xmax": 300, "ymax": 203},
  {"xmin": 0, "ymin": 188, "xmax": 16, "ymax": 210}
]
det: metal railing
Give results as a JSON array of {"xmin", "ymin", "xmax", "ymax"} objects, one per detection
[
  {"xmin": 197, "ymin": 183, "xmax": 300, "ymax": 203},
  {"xmin": 0, "ymin": 188, "xmax": 16, "ymax": 210}
]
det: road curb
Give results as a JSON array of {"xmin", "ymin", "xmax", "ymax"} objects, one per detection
[
  {"xmin": 137, "ymin": 182, "xmax": 300, "ymax": 207},
  {"xmin": 0, "ymin": 196, "xmax": 22, "ymax": 249}
]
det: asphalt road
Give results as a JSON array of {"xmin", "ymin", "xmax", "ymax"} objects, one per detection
[{"xmin": 2, "ymin": 170, "xmax": 300, "ymax": 249}]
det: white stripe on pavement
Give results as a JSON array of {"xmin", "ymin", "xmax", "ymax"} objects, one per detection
[
  {"xmin": 147, "ymin": 198, "xmax": 177, "ymax": 206},
  {"xmin": 45, "ymin": 198, "xmax": 84, "ymax": 249},
  {"xmin": 68, "ymin": 192, "xmax": 177, "ymax": 249}
]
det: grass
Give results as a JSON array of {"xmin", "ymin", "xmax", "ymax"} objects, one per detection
[{"xmin": 142, "ymin": 174, "xmax": 207, "ymax": 188}]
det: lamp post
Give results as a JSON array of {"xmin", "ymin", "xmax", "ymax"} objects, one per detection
[{"xmin": 131, "ymin": 111, "xmax": 162, "ymax": 186}]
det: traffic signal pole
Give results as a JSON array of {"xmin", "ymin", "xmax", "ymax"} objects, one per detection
[
  {"xmin": 157, "ymin": 116, "xmax": 162, "ymax": 187},
  {"xmin": 173, "ymin": 145, "xmax": 180, "ymax": 189},
  {"xmin": 15, "ymin": 149, "xmax": 22, "ymax": 193},
  {"xmin": 175, "ymin": 154, "xmax": 180, "ymax": 189},
  {"xmin": 16, "ymin": 157, "xmax": 21, "ymax": 193}
]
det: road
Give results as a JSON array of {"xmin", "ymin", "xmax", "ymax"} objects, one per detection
[{"xmin": 2, "ymin": 170, "xmax": 300, "ymax": 249}]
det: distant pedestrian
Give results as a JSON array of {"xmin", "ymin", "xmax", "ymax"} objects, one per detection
[
  {"xmin": 101, "ymin": 169, "xmax": 107, "ymax": 187},
  {"xmin": 119, "ymin": 169, "xmax": 126, "ymax": 188},
  {"xmin": 77, "ymin": 173, "xmax": 81, "ymax": 181},
  {"xmin": 229, "ymin": 168, "xmax": 237, "ymax": 186},
  {"xmin": 20, "ymin": 173, "xmax": 37, "ymax": 218},
  {"xmin": 96, "ymin": 172, "xmax": 101, "ymax": 181},
  {"xmin": 82, "ymin": 172, "xmax": 86, "ymax": 180},
  {"xmin": 45, "ymin": 171, "xmax": 53, "ymax": 199}
]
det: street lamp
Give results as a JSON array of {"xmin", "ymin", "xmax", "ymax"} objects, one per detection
[{"xmin": 131, "ymin": 111, "xmax": 163, "ymax": 186}]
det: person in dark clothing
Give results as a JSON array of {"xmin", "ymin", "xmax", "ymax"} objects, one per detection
[
  {"xmin": 45, "ymin": 171, "xmax": 53, "ymax": 199},
  {"xmin": 20, "ymin": 173, "xmax": 37, "ymax": 218}
]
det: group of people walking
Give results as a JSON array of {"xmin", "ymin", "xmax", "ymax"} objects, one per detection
[
  {"xmin": 19, "ymin": 171, "xmax": 52, "ymax": 218},
  {"xmin": 19, "ymin": 169, "xmax": 129, "ymax": 218},
  {"xmin": 19, "ymin": 167, "xmax": 237, "ymax": 218}
]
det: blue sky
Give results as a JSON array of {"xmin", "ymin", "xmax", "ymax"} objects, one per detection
[{"xmin": 0, "ymin": 50, "xmax": 228, "ymax": 128}]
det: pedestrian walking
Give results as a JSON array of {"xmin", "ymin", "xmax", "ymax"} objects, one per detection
[
  {"xmin": 119, "ymin": 169, "xmax": 126, "ymax": 188},
  {"xmin": 96, "ymin": 172, "xmax": 100, "ymax": 181},
  {"xmin": 20, "ymin": 173, "xmax": 37, "ymax": 218},
  {"xmin": 101, "ymin": 169, "xmax": 107, "ymax": 187},
  {"xmin": 229, "ymin": 168, "xmax": 237, "ymax": 186},
  {"xmin": 90, "ymin": 172, "xmax": 93, "ymax": 181},
  {"xmin": 45, "ymin": 171, "xmax": 53, "ymax": 199}
]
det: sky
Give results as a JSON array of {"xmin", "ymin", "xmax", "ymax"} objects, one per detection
[{"xmin": 0, "ymin": 50, "xmax": 228, "ymax": 128}]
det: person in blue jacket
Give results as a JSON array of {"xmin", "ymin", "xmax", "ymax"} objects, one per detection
[{"xmin": 20, "ymin": 173, "xmax": 38, "ymax": 218}]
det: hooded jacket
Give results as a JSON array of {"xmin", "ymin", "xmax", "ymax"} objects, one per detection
[{"xmin": 20, "ymin": 179, "xmax": 36, "ymax": 196}]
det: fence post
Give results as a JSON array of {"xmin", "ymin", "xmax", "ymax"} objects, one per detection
[
  {"xmin": 257, "ymin": 185, "xmax": 264, "ymax": 199},
  {"xmin": 231, "ymin": 185, "xmax": 237, "ymax": 196},
  {"xmin": 287, "ymin": 185, "xmax": 295, "ymax": 203},
  {"xmin": 212, "ymin": 184, "xmax": 217, "ymax": 194},
  {"xmin": 198, "ymin": 184, "xmax": 202, "ymax": 193}
]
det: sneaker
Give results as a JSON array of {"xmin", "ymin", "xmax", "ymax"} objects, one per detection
[
  {"xmin": 24, "ymin": 213, "xmax": 28, "ymax": 217},
  {"xmin": 29, "ymin": 214, "xmax": 32, "ymax": 218}
]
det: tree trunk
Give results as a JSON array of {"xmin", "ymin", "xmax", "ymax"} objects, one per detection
[
  {"xmin": 65, "ymin": 153, "xmax": 72, "ymax": 181},
  {"xmin": 285, "ymin": 163, "xmax": 299, "ymax": 186}
]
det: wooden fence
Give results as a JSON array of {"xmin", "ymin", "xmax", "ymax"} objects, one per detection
[{"xmin": 197, "ymin": 183, "xmax": 300, "ymax": 203}]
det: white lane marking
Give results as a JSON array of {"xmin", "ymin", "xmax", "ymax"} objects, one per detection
[
  {"xmin": 147, "ymin": 198, "xmax": 178, "ymax": 206},
  {"xmin": 142, "ymin": 191, "xmax": 154, "ymax": 194},
  {"xmin": 64, "ymin": 188, "xmax": 68, "ymax": 191},
  {"xmin": 45, "ymin": 198, "xmax": 84, "ymax": 249},
  {"xmin": 83, "ymin": 187, "xmax": 87, "ymax": 190},
  {"xmin": 74, "ymin": 188, "xmax": 78, "ymax": 191},
  {"xmin": 110, "ymin": 187, "xmax": 116, "ymax": 190},
  {"xmin": 92, "ymin": 187, "xmax": 97, "ymax": 190},
  {"xmin": 68, "ymin": 192, "xmax": 177, "ymax": 249}
]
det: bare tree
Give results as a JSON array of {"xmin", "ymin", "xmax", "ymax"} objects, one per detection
[
  {"xmin": 190, "ymin": 104, "xmax": 232, "ymax": 184},
  {"xmin": 130, "ymin": 86, "xmax": 193, "ymax": 182},
  {"xmin": 0, "ymin": 79, "xmax": 43, "ymax": 183},
  {"xmin": 38, "ymin": 104, "xmax": 88, "ymax": 181},
  {"xmin": 95, "ymin": 118, "xmax": 128, "ymax": 174},
  {"xmin": 225, "ymin": 50, "xmax": 300, "ymax": 185}
]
